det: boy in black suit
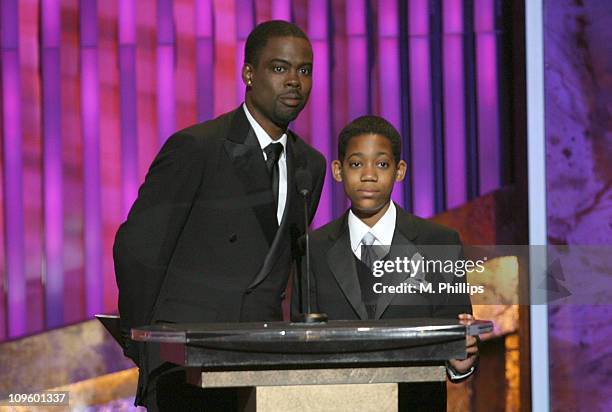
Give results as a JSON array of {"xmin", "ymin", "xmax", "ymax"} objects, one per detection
[{"xmin": 293, "ymin": 116, "xmax": 478, "ymax": 406}]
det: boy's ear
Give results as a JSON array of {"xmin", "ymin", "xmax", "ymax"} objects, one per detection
[
  {"xmin": 242, "ymin": 64, "xmax": 254, "ymax": 87},
  {"xmin": 395, "ymin": 160, "xmax": 407, "ymax": 182},
  {"xmin": 331, "ymin": 160, "xmax": 343, "ymax": 182}
]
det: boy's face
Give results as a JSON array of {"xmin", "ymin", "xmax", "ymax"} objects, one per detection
[{"xmin": 332, "ymin": 133, "xmax": 407, "ymax": 216}]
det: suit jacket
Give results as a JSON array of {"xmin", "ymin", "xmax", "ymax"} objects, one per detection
[
  {"xmin": 291, "ymin": 204, "xmax": 474, "ymax": 409},
  {"xmin": 292, "ymin": 204, "xmax": 471, "ymax": 321},
  {"xmin": 113, "ymin": 107, "xmax": 326, "ymax": 404}
]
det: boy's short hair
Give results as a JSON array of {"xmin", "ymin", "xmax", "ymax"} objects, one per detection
[
  {"xmin": 244, "ymin": 20, "xmax": 309, "ymax": 67},
  {"xmin": 338, "ymin": 115, "xmax": 402, "ymax": 163}
]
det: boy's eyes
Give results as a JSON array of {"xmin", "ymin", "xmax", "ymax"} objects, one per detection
[
  {"xmin": 273, "ymin": 65, "xmax": 287, "ymax": 73},
  {"xmin": 299, "ymin": 67, "xmax": 312, "ymax": 75},
  {"xmin": 347, "ymin": 161, "xmax": 390, "ymax": 168}
]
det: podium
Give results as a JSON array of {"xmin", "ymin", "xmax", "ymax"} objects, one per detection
[{"xmin": 132, "ymin": 318, "xmax": 491, "ymax": 411}]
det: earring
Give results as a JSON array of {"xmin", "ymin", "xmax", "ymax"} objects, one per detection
[{"xmin": 247, "ymin": 79, "xmax": 252, "ymax": 86}]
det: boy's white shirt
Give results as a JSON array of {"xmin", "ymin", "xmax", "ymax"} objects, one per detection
[{"xmin": 348, "ymin": 202, "xmax": 396, "ymax": 260}]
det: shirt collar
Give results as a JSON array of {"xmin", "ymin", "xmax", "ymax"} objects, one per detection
[
  {"xmin": 243, "ymin": 103, "xmax": 287, "ymax": 155},
  {"xmin": 348, "ymin": 202, "xmax": 397, "ymax": 253}
]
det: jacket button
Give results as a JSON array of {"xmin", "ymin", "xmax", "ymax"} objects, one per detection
[{"xmin": 229, "ymin": 234, "xmax": 237, "ymax": 243}]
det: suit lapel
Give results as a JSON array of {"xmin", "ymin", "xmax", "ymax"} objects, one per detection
[
  {"xmin": 373, "ymin": 231, "xmax": 420, "ymax": 319},
  {"xmin": 374, "ymin": 204, "xmax": 421, "ymax": 319},
  {"xmin": 327, "ymin": 215, "xmax": 369, "ymax": 320},
  {"xmin": 223, "ymin": 108, "xmax": 278, "ymax": 245}
]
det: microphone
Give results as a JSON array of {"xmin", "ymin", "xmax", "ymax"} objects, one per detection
[
  {"xmin": 295, "ymin": 169, "xmax": 327, "ymax": 323},
  {"xmin": 295, "ymin": 169, "xmax": 312, "ymax": 197}
]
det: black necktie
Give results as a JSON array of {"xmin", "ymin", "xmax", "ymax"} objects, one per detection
[{"xmin": 264, "ymin": 143, "xmax": 284, "ymax": 210}]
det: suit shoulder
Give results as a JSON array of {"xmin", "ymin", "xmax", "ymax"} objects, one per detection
[
  {"xmin": 309, "ymin": 216, "xmax": 344, "ymax": 245},
  {"xmin": 290, "ymin": 131, "xmax": 326, "ymax": 163},
  {"xmin": 409, "ymin": 215, "xmax": 461, "ymax": 245},
  {"xmin": 174, "ymin": 111, "xmax": 234, "ymax": 146}
]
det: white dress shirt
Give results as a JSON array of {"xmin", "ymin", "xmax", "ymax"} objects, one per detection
[
  {"xmin": 348, "ymin": 202, "xmax": 396, "ymax": 260},
  {"xmin": 243, "ymin": 103, "xmax": 287, "ymax": 225}
]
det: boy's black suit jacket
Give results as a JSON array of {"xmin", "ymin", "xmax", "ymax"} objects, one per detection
[
  {"xmin": 293, "ymin": 204, "xmax": 472, "ymax": 321},
  {"xmin": 113, "ymin": 107, "xmax": 325, "ymax": 403}
]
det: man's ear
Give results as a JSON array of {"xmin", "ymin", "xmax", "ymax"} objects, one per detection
[
  {"xmin": 242, "ymin": 64, "xmax": 253, "ymax": 87},
  {"xmin": 331, "ymin": 160, "xmax": 343, "ymax": 182},
  {"xmin": 395, "ymin": 160, "xmax": 407, "ymax": 182}
]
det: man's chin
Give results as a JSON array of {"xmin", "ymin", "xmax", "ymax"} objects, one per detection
[{"xmin": 275, "ymin": 107, "xmax": 303, "ymax": 124}]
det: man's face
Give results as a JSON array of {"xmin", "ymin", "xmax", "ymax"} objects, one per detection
[
  {"xmin": 332, "ymin": 134, "xmax": 407, "ymax": 215},
  {"xmin": 243, "ymin": 36, "xmax": 313, "ymax": 135}
]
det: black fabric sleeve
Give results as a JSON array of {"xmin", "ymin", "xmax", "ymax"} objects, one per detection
[{"xmin": 113, "ymin": 132, "xmax": 206, "ymax": 363}]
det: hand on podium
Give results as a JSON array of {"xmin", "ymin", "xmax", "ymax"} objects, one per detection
[{"xmin": 447, "ymin": 313, "xmax": 480, "ymax": 378}]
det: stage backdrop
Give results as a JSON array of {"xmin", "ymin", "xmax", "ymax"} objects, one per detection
[
  {"xmin": 0, "ymin": 0, "xmax": 509, "ymax": 340},
  {"xmin": 544, "ymin": 0, "xmax": 612, "ymax": 410}
]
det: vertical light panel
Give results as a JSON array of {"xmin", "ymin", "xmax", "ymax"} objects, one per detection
[
  {"xmin": 526, "ymin": 0, "xmax": 550, "ymax": 410},
  {"xmin": 271, "ymin": 0, "xmax": 291, "ymax": 21},
  {"xmin": 408, "ymin": 0, "xmax": 434, "ymax": 217},
  {"xmin": 80, "ymin": 0, "xmax": 103, "ymax": 317},
  {"xmin": 235, "ymin": 0, "xmax": 254, "ymax": 105},
  {"xmin": 309, "ymin": 0, "xmax": 333, "ymax": 227},
  {"xmin": 442, "ymin": 0, "xmax": 467, "ymax": 209},
  {"xmin": 157, "ymin": 0, "xmax": 176, "ymax": 145},
  {"xmin": 428, "ymin": 2, "xmax": 445, "ymax": 213},
  {"xmin": 378, "ymin": 0, "xmax": 403, "ymax": 207},
  {"xmin": 41, "ymin": 0, "xmax": 64, "ymax": 327},
  {"xmin": 119, "ymin": 0, "xmax": 139, "ymax": 218},
  {"xmin": 1, "ymin": 0, "xmax": 26, "ymax": 338},
  {"xmin": 195, "ymin": 0, "xmax": 214, "ymax": 121},
  {"xmin": 346, "ymin": 0, "xmax": 369, "ymax": 120},
  {"xmin": 463, "ymin": 0, "xmax": 479, "ymax": 200},
  {"xmin": 474, "ymin": 0, "xmax": 500, "ymax": 195}
]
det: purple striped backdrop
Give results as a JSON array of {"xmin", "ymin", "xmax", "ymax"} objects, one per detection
[
  {"xmin": 308, "ymin": 0, "xmax": 333, "ymax": 228},
  {"xmin": 235, "ymin": 0, "xmax": 255, "ymax": 104},
  {"xmin": 0, "ymin": 0, "xmax": 508, "ymax": 340},
  {"xmin": 442, "ymin": 0, "xmax": 467, "ymax": 209},
  {"xmin": 80, "ymin": 0, "xmax": 103, "ymax": 318},
  {"xmin": 474, "ymin": 0, "xmax": 500, "ymax": 195},
  {"xmin": 195, "ymin": 0, "xmax": 215, "ymax": 121},
  {"xmin": 1, "ymin": 0, "xmax": 26, "ymax": 338},
  {"xmin": 345, "ymin": 0, "xmax": 368, "ymax": 120},
  {"xmin": 271, "ymin": 0, "xmax": 292, "ymax": 21},
  {"xmin": 408, "ymin": 0, "xmax": 435, "ymax": 217},
  {"xmin": 42, "ymin": 0, "xmax": 64, "ymax": 327},
  {"xmin": 119, "ymin": 0, "xmax": 139, "ymax": 219},
  {"xmin": 157, "ymin": 0, "xmax": 176, "ymax": 146}
]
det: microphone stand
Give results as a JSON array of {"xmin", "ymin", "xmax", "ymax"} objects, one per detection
[{"xmin": 298, "ymin": 188, "xmax": 327, "ymax": 324}]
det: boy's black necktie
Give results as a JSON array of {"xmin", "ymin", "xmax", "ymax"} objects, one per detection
[{"xmin": 264, "ymin": 143, "xmax": 283, "ymax": 210}]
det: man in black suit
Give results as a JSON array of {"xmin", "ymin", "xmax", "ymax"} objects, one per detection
[
  {"xmin": 114, "ymin": 21, "xmax": 326, "ymax": 410},
  {"xmin": 292, "ymin": 116, "xmax": 477, "ymax": 411}
]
